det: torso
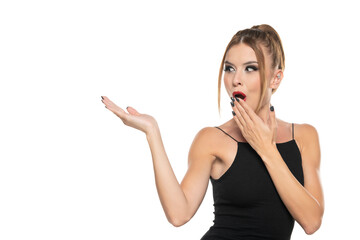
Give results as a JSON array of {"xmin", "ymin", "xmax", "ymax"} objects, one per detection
[{"xmin": 210, "ymin": 118, "xmax": 303, "ymax": 180}]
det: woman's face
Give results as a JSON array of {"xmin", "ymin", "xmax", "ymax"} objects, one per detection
[{"xmin": 223, "ymin": 43, "xmax": 275, "ymax": 112}]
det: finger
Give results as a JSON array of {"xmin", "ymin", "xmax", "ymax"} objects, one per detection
[
  {"xmin": 126, "ymin": 106, "xmax": 141, "ymax": 116},
  {"xmin": 101, "ymin": 96, "xmax": 117, "ymax": 108},
  {"xmin": 101, "ymin": 96, "xmax": 127, "ymax": 117},
  {"xmin": 237, "ymin": 97, "xmax": 259, "ymax": 123},
  {"xmin": 233, "ymin": 113, "xmax": 245, "ymax": 133},
  {"xmin": 109, "ymin": 105, "xmax": 126, "ymax": 118},
  {"xmin": 233, "ymin": 107, "xmax": 246, "ymax": 128},
  {"xmin": 101, "ymin": 96, "xmax": 111, "ymax": 107},
  {"xmin": 231, "ymin": 99, "xmax": 245, "ymax": 126},
  {"xmin": 101, "ymin": 96, "xmax": 122, "ymax": 112},
  {"xmin": 233, "ymin": 98, "xmax": 252, "ymax": 125}
]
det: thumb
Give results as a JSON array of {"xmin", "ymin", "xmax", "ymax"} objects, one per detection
[{"xmin": 126, "ymin": 106, "xmax": 141, "ymax": 116}]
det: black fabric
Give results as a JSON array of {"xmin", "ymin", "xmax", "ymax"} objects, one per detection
[{"xmin": 201, "ymin": 125, "xmax": 304, "ymax": 240}]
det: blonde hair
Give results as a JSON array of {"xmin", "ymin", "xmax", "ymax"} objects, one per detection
[{"xmin": 217, "ymin": 24, "xmax": 285, "ymax": 115}]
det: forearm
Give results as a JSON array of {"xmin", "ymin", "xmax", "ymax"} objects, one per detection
[
  {"xmin": 146, "ymin": 126, "xmax": 189, "ymax": 226},
  {"xmin": 261, "ymin": 146, "xmax": 322, "ymax": 234}
]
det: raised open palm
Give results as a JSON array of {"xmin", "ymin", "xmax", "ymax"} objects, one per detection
[{"xmin": 101, "ymin": 96, "xmax": 158, "ymax": 135}]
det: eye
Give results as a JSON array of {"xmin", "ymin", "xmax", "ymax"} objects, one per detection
[
  {"xmin": 224, "ymin": 65, "xmax": 235, "ymax": 72},
  {"xmin": 245, "ymin": 65, "xmax": 258, "ymax": 72}
]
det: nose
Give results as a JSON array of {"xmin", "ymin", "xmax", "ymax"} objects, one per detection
[{"xmin": 232, "ymin": 72, "xmax": 243, "ymax": 86}]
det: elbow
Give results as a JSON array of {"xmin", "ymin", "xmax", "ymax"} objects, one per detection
[
  {"xmin": 170, "ymin": 220, "xmax": 185, "ymax": 227},
  {"xmin": 169, "ymin": 214, "xmax": 191, "ymax": 227},
  {"xmin": 305, "ymin": 226, "xmax": 319, "ymax": 235},
  {"xmin": 169, "ymin": 217, "xmax": 188, "ymax": 227},
  {"xmin": 303, "ymin": 204, "xmax": 324, "ymax": 235},
  {"xmin": 304, "ymin": 218, "xmax": 322, "ymax": 235}
]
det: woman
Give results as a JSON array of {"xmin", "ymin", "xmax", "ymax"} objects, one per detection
[{"xmin": 101, "ymin": 24, "xmax": 324, "ymax": 240}]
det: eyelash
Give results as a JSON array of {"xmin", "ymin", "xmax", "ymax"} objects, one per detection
[{"xmin": 224, "ymin": 65, "xmax": 258, "ymax": 72}]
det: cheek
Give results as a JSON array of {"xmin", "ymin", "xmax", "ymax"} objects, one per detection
[
  {"xmin": 247, "ymin": 75, "xmax": 261, "ymax": 93},
  {"xmin": 223, "ymin": 75, "xmax": 232, "ymax": 93},
  {"xmin": 246, "ymin": 75, "xmax": 262, "ymax": 110}
]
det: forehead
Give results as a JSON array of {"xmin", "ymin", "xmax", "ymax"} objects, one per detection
[
  {"xmin": 225, "ymin": 43, "xmax": 271, "ymax": 67},
  {"xmin": 225, "ymin": 43, "xmax": 256, "ymax": 63}
]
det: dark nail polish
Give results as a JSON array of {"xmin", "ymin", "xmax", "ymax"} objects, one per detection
[
  {"xmin": 101, "ymin": 96, "xmax": 104, "ymax": 100},
  {"xmin": 270, "ymin": 105, "xmax": 274, "ymax": 111},
  {"xmin": 231, "ymin": 97, "xmax": 235, "ymax": 102},
  {"xmin": 232, "ymin": 111, "xmax": 236, "ymax": 116},
  {"xmin": 230, "ymin": 101, "xmax": 234, "ymax": 107},
  {"xmin": 235, "ymin": 97, "xmax": 239, "ymax": 102}
]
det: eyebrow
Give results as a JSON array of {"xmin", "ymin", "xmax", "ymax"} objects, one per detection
[{"xmin": 224, "ymin": 60, "xmax": 258, "ymax": 66}]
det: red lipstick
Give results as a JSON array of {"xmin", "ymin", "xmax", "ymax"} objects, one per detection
[{"xmin": 233, "ymin": 91, "xmax": 247, "ymax": 101}]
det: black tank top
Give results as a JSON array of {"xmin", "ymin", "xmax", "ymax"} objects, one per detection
[{"xmin": 201, "ymin": 124, "xmax": 304, "ymax": 240}]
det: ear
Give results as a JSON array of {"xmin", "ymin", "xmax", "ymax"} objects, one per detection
[{"xmin": 270, "ymin": 69, "xmax": 283, "ymax": 90}]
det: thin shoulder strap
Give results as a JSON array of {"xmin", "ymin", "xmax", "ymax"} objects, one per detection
[
  {"xmin": 292, "ymin": 123, "xmax": 294, "ymax": 140},
  {"xmin": 214, "ymin": 126, "xmax": 239, "ymax": 143}
]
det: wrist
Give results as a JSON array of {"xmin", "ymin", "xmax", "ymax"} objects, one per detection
[
  {"xmin": 259, "ymin": 143, "xmax": 278, "ymax": 162},
  {"xmin": 146, "ymin": 124, "xmax": 160, "ymax": 140}
]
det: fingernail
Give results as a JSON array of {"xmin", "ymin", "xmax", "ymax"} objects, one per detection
[
  {"xmin": 232, "ymin": 111, "xmax": 236, "ymax": 116},
  {"xmin": 230, "ymin": 101, "xmax": 234, "ymax": 107},
  {"xmin": 270, "ymin": 105, "xmax": 274, "ymax": 111},
  {"xmin": 231, "ymin": 97, "xmax": 235, "ymax": 102},
  {"xmin": 101, "ymin": 96, "xmax": 104, "ymax": 100},
  {"xmin": 235, "ymin": 97, "xmax": 239, "ymax": 102}
]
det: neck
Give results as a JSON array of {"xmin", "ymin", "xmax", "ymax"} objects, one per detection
[{"xmin": 256, "ymin": 102, "xmax": 271, "ymax": 124}]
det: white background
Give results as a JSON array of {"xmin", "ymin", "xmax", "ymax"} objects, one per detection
[{"xmin": 1, "ymin": 0, "xmax": 359, "ymax": 239}]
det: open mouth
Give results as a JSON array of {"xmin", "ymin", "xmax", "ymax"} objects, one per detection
[{"xmin": 233, "ymin": 91, "xmax": 246, "ymax": 101}]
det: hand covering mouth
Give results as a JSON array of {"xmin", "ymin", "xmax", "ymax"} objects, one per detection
[{"xmin": 233, "ymin": 91, "xmax": 246, "ymax": 101}]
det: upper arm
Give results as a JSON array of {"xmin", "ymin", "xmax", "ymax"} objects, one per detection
[
  {"xmin": 299, "ymin": 123, "xmax": 325, "ymax": 215},
  {"xmin": 180, "ymin": 127, "xmax": 217, "ymax": 221}
]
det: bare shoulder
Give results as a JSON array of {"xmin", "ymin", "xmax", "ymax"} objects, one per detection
[
  {"xmin": 295, "ymin": 123, "xmax": 320, "ymax": 145},
  {"xmin": 295, "ymin": 123, "xmax": 321, "ymax": 165},
  {"xmin": 189, "ymin": 127, "xmax": 221, "ymax": 160},
  {"xmin": 296, "ymin": 123, "xmax": 319, "ymax": 136}
]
